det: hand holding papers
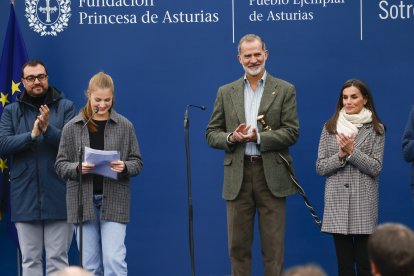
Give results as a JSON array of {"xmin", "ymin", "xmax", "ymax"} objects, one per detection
[{"xmin": 84, "ymin": 147, "xmax": 120, "ymax": 179}]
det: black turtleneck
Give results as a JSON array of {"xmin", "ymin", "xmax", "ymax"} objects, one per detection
[{"xmin": 89, "ymin": 120, "xmax": 107, "ymax": 195}]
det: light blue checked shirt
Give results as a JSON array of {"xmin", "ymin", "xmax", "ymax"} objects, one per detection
[{"xmin": 243, "ymin": 72, "xmax": 266, "ymax": 156}]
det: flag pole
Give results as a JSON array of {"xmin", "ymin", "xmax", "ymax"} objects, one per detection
[
  {"xmin": 10, "ymin": 4, "xmax": 21, "ymax": 274},
  {"xmin": 1, "ymin": 2, "xmax": 29, "ymax": 275}
]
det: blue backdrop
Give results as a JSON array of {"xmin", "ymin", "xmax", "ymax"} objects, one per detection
[{"xmin": 1, "ymin": 0, "xmax": 414, "ymax": 275}]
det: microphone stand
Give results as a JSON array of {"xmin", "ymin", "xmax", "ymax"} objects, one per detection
[
  {"xmin": 78, "ymin": 108, "xmax": 98, "ymax": 267},
  {"xmin": 184, "ymin": 104, "xmax": 205, "ymax": 276}
]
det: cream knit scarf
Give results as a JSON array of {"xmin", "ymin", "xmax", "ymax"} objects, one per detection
[{"xmin": 336, "ymin": 107, "xmax": 372, "ymax": 136}]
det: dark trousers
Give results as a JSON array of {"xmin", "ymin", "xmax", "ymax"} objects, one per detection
[
  {"xmin": 226, "ymin": 158, "xmax": 286, "ymax": 276},
  {"xmin": 333, "ymin": 234, "xmax": 371, "ymax": 276}
]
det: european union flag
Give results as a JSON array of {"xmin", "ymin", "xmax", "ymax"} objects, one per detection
[{"xmin": 0, "ymin": 3, "xmax": 29, "ymax": 247}]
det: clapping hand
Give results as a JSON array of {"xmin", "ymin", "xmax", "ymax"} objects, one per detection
[
  {"xmin": 230, "ymin": 123, "xmax": 258, "ymax": 143},
  {"xmin": 336, "ymin": 132, "xmax": 355, "ymax": 159}
]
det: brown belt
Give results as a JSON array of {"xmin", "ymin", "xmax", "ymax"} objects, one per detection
[{"xmin": 244, "ymin": 155, "xmax": 262, "ymax": 162}]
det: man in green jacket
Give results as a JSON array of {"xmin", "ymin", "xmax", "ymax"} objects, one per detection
[{"xmin": 206, "ymin": 34, "xmax": 299, "ymax": 276}]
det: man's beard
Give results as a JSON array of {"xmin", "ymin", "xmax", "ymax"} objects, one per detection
[
  {"xmin": 243, "ymin": 60, "xmax": 266, "ymax": 76},
  {"xmin": 28, "ymin": 85, "xmax": 47, "ymax": 96}
]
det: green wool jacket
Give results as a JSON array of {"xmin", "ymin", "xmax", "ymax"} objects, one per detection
[{"xmin": 206, "ymin": 74, "xmax": 299, "ymax": 200}]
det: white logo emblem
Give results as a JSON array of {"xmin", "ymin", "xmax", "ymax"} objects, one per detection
[{"xmin": 25, "ymin": 0, "xmax": 71, "ymax": 36}]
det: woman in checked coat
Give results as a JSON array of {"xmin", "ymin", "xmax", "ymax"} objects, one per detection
[
  {"xmin": 56, "ymin": 72, "xmax": 143, "ymax": 275},
  {"xmin": 316, "ymin": 79, "xmax": 385, "ymax": 276}
]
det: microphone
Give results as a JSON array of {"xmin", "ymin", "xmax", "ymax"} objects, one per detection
[
  {"xmin": 184, "ymin": 104, "xmax": 206, "ymax": 128},
  {"xmin": 82, "ymin": 107, "xmax": 99, "ymax": 129},
  {"xmin": 187, "ymin": 104, "xmax": 206, "ymax": 111},
  {"xmin": 183, "ymin": 104, "xmax": 206, "ymax": 274},
  {"xmin": 184, "ymin": 108, "xmax": 189, "ymax": 129}
]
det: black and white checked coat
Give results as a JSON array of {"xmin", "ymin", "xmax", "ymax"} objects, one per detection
[
  {"xmin": 55, "ymin": 111, "xmax": 143, "ymax": 224},
  {"xmin": 316, "ymin": 123, "xmax": 385, "ymax": 234}
]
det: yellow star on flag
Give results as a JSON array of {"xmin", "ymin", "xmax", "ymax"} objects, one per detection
[
  {"xmin": 0, "ymin": 92, "xmax": 9, "ymax": 107},
  {"xmin": 11, "ymin": 80, "xmax": 22, "ymax": 95},
  {"xmin": 0, "ymin": 158, "xmax": 8, "ymax": 173}
]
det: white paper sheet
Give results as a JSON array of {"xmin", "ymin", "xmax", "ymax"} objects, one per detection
[{"xmin": 84, "ymin": 146, "xmax": 120, "ymax": 180}]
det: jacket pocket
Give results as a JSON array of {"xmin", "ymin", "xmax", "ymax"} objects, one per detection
[{"xmin": 10, "ymin": 162, "xmax": 28, "ymax": 181}]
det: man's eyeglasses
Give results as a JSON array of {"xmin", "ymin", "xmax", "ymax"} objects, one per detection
[{"xmin": 23, "ymin": 74, "xmax": 48, "ymax": 83}]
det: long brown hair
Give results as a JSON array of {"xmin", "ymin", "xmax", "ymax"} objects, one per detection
[
  {"xmin": 325, "ymin": 79, "xmax": 385, "ymax": 135},
  {"xmin": 82, "ymin": 72, "xmax": 114, "ymax": 132}
]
